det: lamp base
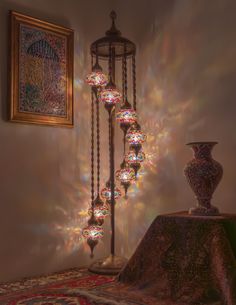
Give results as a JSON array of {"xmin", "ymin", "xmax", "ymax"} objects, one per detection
[{"xmin": 88, "ymin": 254, "xmax": 128, "ymax": 275}]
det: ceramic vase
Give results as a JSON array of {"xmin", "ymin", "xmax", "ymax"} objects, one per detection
[{"xmin": 184, "ymin": 142, "xmax": 223, "ymax": 216}]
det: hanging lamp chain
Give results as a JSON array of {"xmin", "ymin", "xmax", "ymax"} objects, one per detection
[
  {"xmin": 91, "ymin": 56, "xmax": 95, "ymax": 210},
  {"xmin": 122, "ymin": 55, "xmax": 125, "ymax": 102},
  {"xmin": 124, "ymin": 45, "xmax": 128, "ymax": 101},
  {"xmin": 108, "ymin": 43, "xmax": 112, "ymax": 82},
  {"xmin": 96, "ymin": 96, "xmax": 100, "ymax": 195},
  {"xmin": 132, "ymin": 55, "xmax": 137, "ymax": 111}
]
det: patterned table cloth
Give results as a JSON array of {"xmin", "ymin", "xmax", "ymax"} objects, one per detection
[
  {"xmin": 118, "ymin": 211, "xmax": 236, "ymax": 305},
  {"xmin": 1, "ymin": 211, "xmax": 236, "ymax": 305}
]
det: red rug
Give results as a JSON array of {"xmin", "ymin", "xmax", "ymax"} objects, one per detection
[{"xmin": 0, "ymin": 267, "xmax": 158, "ymax": 305}]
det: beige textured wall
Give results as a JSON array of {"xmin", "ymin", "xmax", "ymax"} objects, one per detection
[
  {"xmin": 0, "ymin": 0, "xmax": 114, "ymax": 282},
  {"xmin": 0, "ymin": 0, "xmax": 236, "ymax": 282}
]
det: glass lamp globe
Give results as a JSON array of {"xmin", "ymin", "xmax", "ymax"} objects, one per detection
[
  {"xmin": 82, "ymin": 224, "xmax": 104, "ymax": 241},
  {"xmin": 85, "ymin": 61, "xmax": 108, "ymax": 87},
  {"xmin": 116, "ymin": 100, "xmax": 137, "ymax": 124},
  {"xmin": 126, "ymin": 150, "xmax": 145, "ymax": 164},
  {"xmin": 125, "ymin": 150, "xmax": 145, "ymax": 176},
  {"xmin": 116, "ymin": 167, "xmax": 135, "ymax": 184},
  {"xmin": 88, "ymin": 195, "xmax": 109, "ymax": 225},
  {"xmin": 88, "ymin": 202, "xmax": 110, "ymax": 221},
  {"xmin": 101, "ymin": 182, "xmax": 122, "ymax": 202},
  {"xmin": 116, "ymin": 99, "xmax": 137, "ymax": 134},
  {"xmin": 100, "ymin": 80, "xmax": 122, "ymax": 107},
  {"xmin": 86, "ymin": 71, "xmax": 108, "ymax": 87},
  {"xmin": 126, "ymin": 123, "xmax": 146, "ymax": 155},
  {"xmin": 115, "ymin": 162, "xmax": 135, "ymax": 196}
]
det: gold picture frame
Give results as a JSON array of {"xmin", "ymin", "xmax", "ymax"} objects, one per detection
[{"xmin": 10, "ymin": 11, "xmax": 74, "ymax": 127}]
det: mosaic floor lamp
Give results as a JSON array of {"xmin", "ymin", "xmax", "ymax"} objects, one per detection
[{"xmin": 82, "ymin": 11, "xmax": 146, "ymax": 275}]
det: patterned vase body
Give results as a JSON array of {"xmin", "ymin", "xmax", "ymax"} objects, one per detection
[{"xmin": 184, "ymin": 142, "xmax": 223, "ymax": 216}]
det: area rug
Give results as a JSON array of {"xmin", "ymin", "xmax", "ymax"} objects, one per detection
[{"xmin": 0, "ymin": 267, "xmax": 159, "ymax": 305}]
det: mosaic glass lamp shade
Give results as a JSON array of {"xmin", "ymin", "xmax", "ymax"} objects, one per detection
[
  {"xmin": 126, "ymin": 122, "xmax": 146, "ymax": 155},
  {"xmin": 82, "ymin": 224, "xmax": 104, "ymax": 240},
  {"xmin": 126, "ymin": 150, "xmax": 145, "ymax": 164},
  {"xmin": 88, "ymin": 201, "xmax": 110, "ymax": 221},
  {"xmin": 100, "ymin": 80, "xmax": 122, "ymax": 106},
  {"xmin": 125, "ymin": 150, "xmax": 145, "ymax": 176},
  {"xmin": 116, "ymin": 107, "xmax": 137, "ymax": 124},
  {"xmin": 85, "ymin": 62, "xmax": 108, "ymax": 87},
  {"xmin": 126, "ymin": 126, "xmax": 146, "ymax": 146},
  {"xmin": 115, "ymin": 165, "xmax": 136, "ymax": 185},
  {"xmin": 116, "ymin": 99, "xmax": 137, "ymax": 134},
  {"xmin": 101, "ymin": 182, "xmax": 122, "ymax": 202},
  {"xmin": 116, "ymin": 109, "xmax": 137, "ymax": 124}
]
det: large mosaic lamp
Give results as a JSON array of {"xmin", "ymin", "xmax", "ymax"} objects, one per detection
[{"xmin": 84, "ymin": 11, "xmax": 146, "ymax": 275}]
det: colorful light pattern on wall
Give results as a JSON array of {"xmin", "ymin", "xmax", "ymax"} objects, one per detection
[{"xmin": 11, "ymin": 1, "xmax": 236, "ymax": 283}]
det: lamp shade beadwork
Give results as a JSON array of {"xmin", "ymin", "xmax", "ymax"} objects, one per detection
[
  {"xmin": 100, "ymin": 88, "xmax": 122, "ymax": 105},
  {"xmin": 126, "ymin": 150, "xmax": 145, "ymax": 164},
  {"xmin": 116, "ymin": 166, "xmax": 135, "ymax": 184},
  {"xmin": 116, "ymin": 108, "xmax": 137, "ymax": 124},
  {"xmin": 126, "ymin": 128, "xmax": 146, "ymax": 145},
  {"xmin": 82, "ymin": 225, "xmax": 104, "ymax": 240},
  {"xmin": 101, "ymin": 185, "xmax": 122, "ymax": 201},
  {"xmin": 88, "ymin": 202, "xmax": 110, "ymax": 220},
  {"xmin": 86, "ymin": 71, "xmax": 108, "ymax": 87}
]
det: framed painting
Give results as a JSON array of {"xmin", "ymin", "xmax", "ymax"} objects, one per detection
[{"xmin": 10, "ymin": 11, "xmax": 74, "ymax": 127}]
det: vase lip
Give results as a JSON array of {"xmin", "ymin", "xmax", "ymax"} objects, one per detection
[{"xmin": 186, "ymin": 141, "xmax": 218, "ymax": 146}]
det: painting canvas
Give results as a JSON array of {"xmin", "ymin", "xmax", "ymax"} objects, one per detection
[{"xmin": 10, "ymin": 11, "xmax": 74, "ymax": 126}]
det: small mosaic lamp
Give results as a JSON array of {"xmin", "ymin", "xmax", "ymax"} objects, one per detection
[
  {"xmin": 116, "ymin": 99, "xmax": 137, "ymax": 134},
  {"xmin": 101, "ymin": 180, "xmax": 122, "ymax": 203},
  {"xmin": 115, "ymin": 161, "xmax": 135, "ymax": 197},
  {"xmin": 82, "ymin": 222, "xmax": 104, "ymax": 241},
  {"xmin": 100, "ymin": 79, "xmax": 122, "ymax": 112},
  {"xmin": 82, "ymin": 214, "xmax": 104, "ymax": 258},
  {"xmin": 125, "ymin": 150, "xmax": 145, "ymax": 176},
  {"xmin": 126, "ymin": 122, "xmax": 147, "ymax": 155},
  {"xmin": 88, "ymin": 195, "xmax": 110, "ymax": 225},
  {"xmin": 85, "ymin": 60, "xmax": 108, "ymax": 87}
]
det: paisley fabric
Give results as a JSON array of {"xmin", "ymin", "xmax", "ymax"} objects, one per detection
[{"xmin": 118, "ymin": 212, "xmax": 236, "ymax": 305}]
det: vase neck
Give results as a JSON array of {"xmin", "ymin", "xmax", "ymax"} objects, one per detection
[{"xmin": 190, "ymin": 143, "xmax": 216, "ymax": 160}]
